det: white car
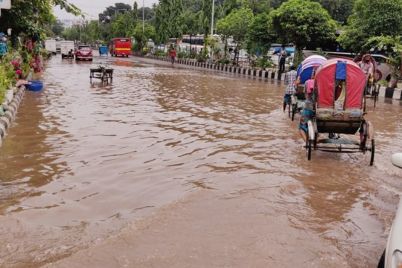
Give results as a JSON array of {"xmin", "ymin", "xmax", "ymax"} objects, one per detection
[{"xmin": 378, "ymin": 155, "xmax": 402, "ymax": 268}]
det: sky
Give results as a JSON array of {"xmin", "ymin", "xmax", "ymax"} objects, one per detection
[{"xmin": 54, "ymin": 0, "xmax": 157, "ymax": 20}]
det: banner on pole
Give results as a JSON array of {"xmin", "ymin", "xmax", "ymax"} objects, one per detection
[{"xmin": 0, "ymin": 0, "xmax": 11, "ymax": 9}]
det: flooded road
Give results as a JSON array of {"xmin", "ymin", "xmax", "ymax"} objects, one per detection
[{"xmin": 0, "ymin": 56, "xmax": 402, "ymax": 267}]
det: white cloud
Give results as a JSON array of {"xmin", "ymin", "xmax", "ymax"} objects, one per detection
[{"xmin": 54, "ymin": 0, "xmax": 157, "ymax": 20}]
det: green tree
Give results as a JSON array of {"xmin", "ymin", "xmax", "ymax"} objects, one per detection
[
  {"xmin": 98, "ymin": 3, "xmax": 132, "ymax": 22},
  {"xmin": 155, "ymin": 0, "xmax": 184, "ymax": 43},
  {"xmin": 62, "ymin": 25, "xmax": 80, "ymax": 41},
  {"xmin": 111, "ymin": 12, "xmax": 137, "ymax": 37},
  {"xmin": 0, "ymin": 0, "xmax": 80, "ymax": 37},
  {"xmin": 246, "ymin": 12, "xmax": 276, "ymax": 56},
  {"xmin": 51, "ymin": 20, "xmax": 65, "ymax": 37},
  {"xmin": 217, "ymin": 8, "xmax": 254, "ymax": 64},
  {"xmin": 317, "ymin": 0, "xmax": 355, "ymax": 24},
  {"xmin": 133, "ymin": 23, "xmax": 156, "ymax": 51},
  {"xmin": 181, "ymin": 10, "xmax": 201, "ymax": 35},
  {"xmin": 338, "ymin": 0, "xmax": 402, "ymax": 52},
  {"xmin": 271, "ymin": 0, "xmax": 337, "ymax": 64}
]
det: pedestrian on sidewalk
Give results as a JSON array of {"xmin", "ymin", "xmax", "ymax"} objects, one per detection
[
  {"xmin": 169, "ymin": 45, "xmax": 177, "ymax": 65},
  {"xmin": 279, "ymin": 46, "xmax": 287, "ymax": 73}
]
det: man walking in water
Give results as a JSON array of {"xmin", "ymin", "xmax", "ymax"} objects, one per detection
[{"xmin": 283, "ymin": 65, "xmax": 297, "ymax": 112}]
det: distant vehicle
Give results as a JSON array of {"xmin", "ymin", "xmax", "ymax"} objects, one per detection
[
  {"xmin": 56, "ymin": 40, "xmax": 62, "ymax": 53},
  {"xmin": 60, "ymin": 40, "xmax": 75, "ymax": 59},
  {"xmin": 99, "ymin": 45, "xmax": 108, "ymax": 56},
  {"xmin": 44, "ymin": 39, "xmax": 57, "ymax": 54},
  {"xmin": 75, "ymin": 45, "xmax": 93, "ymax": 61},
  {"xmin": 110, "ymin": 38, "xmax": 132, "ymax": 57}
]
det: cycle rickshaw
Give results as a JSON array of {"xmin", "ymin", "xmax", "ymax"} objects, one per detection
[
  {"xmin": 291, "ymin": 55, "xmax": 327, "ymax": 121},
  {"xmin": 355, "ymin": 54, "xmax": 380, "ymax": 108},
  {"xmin": 305, "ymin": 58, "xmax": 375, "ymax": 166}
]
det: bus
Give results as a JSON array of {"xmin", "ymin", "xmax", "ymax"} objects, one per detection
[{"xmin": 110, "ymin": 38, "xmax": 132, "ymax": 57}]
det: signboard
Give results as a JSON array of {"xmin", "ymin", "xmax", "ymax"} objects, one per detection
[{"xmin": 0, "ymin": 0, "xmax": 11, "ymax": 9}]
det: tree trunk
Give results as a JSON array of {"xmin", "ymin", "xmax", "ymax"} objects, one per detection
[{"xmin": 293, "ymin": 47, "xmax": 304, "ymax": 68}]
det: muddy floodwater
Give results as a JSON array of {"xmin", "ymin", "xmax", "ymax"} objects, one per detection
[{"xmin": 0, "ymin": 56, "xmax": 402, "ymax": 267}]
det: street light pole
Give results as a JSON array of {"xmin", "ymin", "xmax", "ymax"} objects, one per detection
[
  {"xmin": 210, "ymin": 0, "xmax": 214, "ymax": 36},
  {"xmin": 142, "ymin": 0, "xmax": 145, "ymax": 33}
]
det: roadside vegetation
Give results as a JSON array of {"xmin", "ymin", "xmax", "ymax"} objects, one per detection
[{"xmin": 0, "ymin": 0, "xmax": 80, "ymax": 103}]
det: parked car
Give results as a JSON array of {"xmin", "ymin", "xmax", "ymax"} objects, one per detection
[{"xmin": 75, "ymin": 45, "xmax": 93, "ymax": 61}]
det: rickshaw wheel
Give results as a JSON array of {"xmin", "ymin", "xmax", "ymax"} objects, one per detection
[
  {"xmin": 370, "ymin": 139, "xmax": 375, "ymax": 166},
  {"xmin": 359, "ymin": 121, "xmax": 368, "ymax": 151},
  {"xmin": 306, "ymin": 139, "xmax": 312, "ymax": 161},
  {"xmin": 313, "ymin": 132, "xmax": 318, "ymax": 150}
]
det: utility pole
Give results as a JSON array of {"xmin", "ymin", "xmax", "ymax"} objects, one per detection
[
  {"xmin": 142, "ymin": 0, "xmax": 145, "ymax": 33},
  {"xmin": 210, "ymin": 0, "xmax": 214, "ymax": 36}
]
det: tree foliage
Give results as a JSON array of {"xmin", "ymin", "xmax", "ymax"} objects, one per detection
[
  {"xmin": 246, "ymin": 12, "xmax": 276, "ymax": 56},
  {"xmin": 338, "ymin": 0, "xmax": 402, "ymax": 52},
  {"xmin": 216, "ymin": 8, "xmax": 254, "ymax": 44},
  {"xmin": 0, "ymin": 0, "xmax": 81, "ymax": 37},
  {"xmin": 317, "ymin": 0, "xmax": 355, "ymax": 24},
  {"xmin": 51, "ymin": 20, "xmax": 65, "ymax": 37},
  {"xmin": 98, "ymin": 3, "xmax": 132, "ymax": 22},
  {"xmin": 133, "ymin": 23, "xmax": 156, "ymax": 51},
  {"xmin": 271, "ymin": 0, "xmax": 337, "ymax": 50},
  {"xmin": 155, "ymin": 0, "xmax": 184, "ymax": 43}
]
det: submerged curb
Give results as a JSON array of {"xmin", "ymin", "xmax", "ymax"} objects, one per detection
[
  {"xmin": 145, "ymin": 55, "xmax": 284, "ymax": 82},
  {"xmin": 379, "ymin": 86, "xmax": 402, "ymax": 100},
  {"xmin": 145, "ymin": 55, "xmax": 402, "ymax": 100},
  {"xmin": 0, "ymin": 86, "xmax": 25, "ymax": 147}
]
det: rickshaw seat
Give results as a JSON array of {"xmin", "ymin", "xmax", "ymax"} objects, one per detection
[{"xmin": 315, "ymin": 108, "xmax": 363, "ymax": 134}]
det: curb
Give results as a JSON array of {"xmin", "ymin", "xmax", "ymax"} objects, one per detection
[
  {"xmin": 379, "ymin": 86, "xmax": 402, "ymax": 100},
  {"xmin": 146, "ymin": 56, "xmax": 402, "ymax": 100},
  {"xmin": 0, "ymin": 86, "xmax": 25, "ymax": 147},
  {"xmin": 146, "ymin": 55, "xmax": 280, "ymax": 81}
]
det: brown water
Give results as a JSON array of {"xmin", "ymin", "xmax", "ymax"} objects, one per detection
[{"xmin": 0, "ymin": 56, "xmax": 402, "ymax": 267}]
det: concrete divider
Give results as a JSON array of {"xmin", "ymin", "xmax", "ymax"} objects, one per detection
[
  {"xmin": 147, "ymin": 56, "xmax": 402, "ymax": 100},
  {"xmin": 0, "ymin": 86, "xmax": 25, "ymax": 147}
]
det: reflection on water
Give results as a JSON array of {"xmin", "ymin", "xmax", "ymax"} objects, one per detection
[{"xmin": 0, "ymin": 56, "xmax": 401, "ymax": 267}]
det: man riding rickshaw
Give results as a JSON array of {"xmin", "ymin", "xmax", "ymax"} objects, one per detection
[
  {"xmin": 290, "ymin": 55, "xmax": 326, "ymax": 121},
  {"xmin": 301, "ymin": 58, "xmax": 375, "ymax": 165}
]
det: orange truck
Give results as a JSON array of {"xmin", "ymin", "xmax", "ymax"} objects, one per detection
[{"xmin": 110, "ymin": 38, "xmax": 132, "ymax": 57}]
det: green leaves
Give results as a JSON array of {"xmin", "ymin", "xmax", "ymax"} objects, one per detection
[
  {"xmin": 271, "ymin": 0, "xmax": 337, "ymax": 50},
  {"xmin": 155, "ymin": 0, "xmax": 184, "ymax": 43},
  {"xmin": 133, "ymin": 23, "xmax": 156, "ymax": 51},
  {"xmin": 216, "ymin": 7, "xmax": 254, "ymax": 44},
  {"xmin": 246, "ymin": 12, "xmax": 276, "ymax": 55},
  {"xmin": 0, "ymin": 0, "xmax": 82, "ymax": 37},
  {"xmin": 338, "ymin": 0, "xmax": 402, "ymax": 52}
]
